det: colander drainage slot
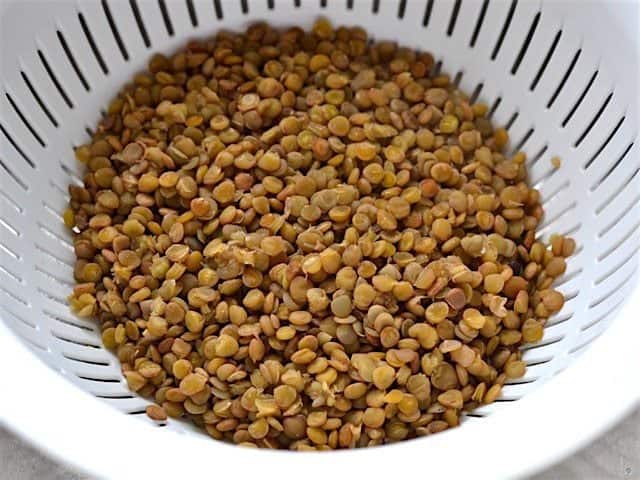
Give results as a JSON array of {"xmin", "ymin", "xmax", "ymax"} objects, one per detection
[
  {"xmin": 546, "ymin": 312, "xmax": 573, "ymax": 327},
  {"xmin": 11, "ymin": 330, "xmax": 46, "ymax": 350},
  {"xmin": 493, "ymin": 397, "xmax": 520, "ymax": 403},
  {"xmin": 574, "ymin": 92, "xmax": 613, "ymax": 147},
  {"xmin": 531, "ymin": 165, "xmax": 560, "ymax": 189},
  {"xmin": 540, "ymin": 180, "xmax": 569, "ymax": 208},
  {"xmin": 20, "ymin": 71, "xmax": 59, "ymax": 127},
  {"xmin": 0, "ymin": 189, "xmax": 23, "ymax": 213},
  {"xmin": 490, "ymin": 0, "xmax": 517, "ymax": 60},
  {"xmin": 597, "ymin": 195, "xmax": 640, "ymax": 239},
  {"xmin": 37, "ymin": 287, "xmax": 67, "ymax": 306},
  {"xmin": 581, "ymin": 299, "xmax": 625, "ymax": 332},
  {"xmin": 43, "ymin": 310, "xmax": 94, "ymax": 332},
  {"xmin": 64, "ymin": 356, "xmax": 111, "ymax": 367},
  {"xmin": 48, "ymin": 180, "xmax": 69, "ymax": 201},
  {"xmin": 0, "ymin": 284, "xmax": 29, "ymax": 307},
  {"xmin": 591, "ymin": 142, "xmax": 635, "ymax": 191},
  {"xmin": 76, "ymin": 375, "xmax": 121, "ymax": 382},
  {"xmin": 397, "ymin": 0, "xmax": 407, "ymax": 18},
  {"xmin": 512, "ymin": 127, "xmax": 533, "ymax": 153},
  {"xmin": 569, "ymin": 335, "xmax": 601, "ymax": 355},
  {"xmin": 505, "ymin": 378, "xmax": 538, "ymax": 387},
  {"xmin": 0, "ymin": 217, "xmax": 19, "ymax": 238},
  {"xmin": 561, "ymin": 70, "xmax": 598, "ymax": 127},
  {"xmin": 521, "ymin": 335, "xmax": 565, "ymax": 351},
  {"xmin": 525, "ymin": 357, "xmax": 552, "ymax": 367},
  {"xmin": 34, "ymin": 244, "xmax": 73, "ymax": 268},
  {"xmin": 553, "ymin": 268, "xmax": 583, "ymax": 288},
  {"xmin": 422, "ymin": 0, "xmax": 434, "ymax": 27},
  {"xmin": 94, "ymin": 394, "xmax": 135, "ymax": 399},
  {"xmin": 186, "ymin": 0, "xmax": 198, "ymax": 26},
  {"xmin": 597, "ymin": 220, "xmax": 640, "ymax": 263},
  {"xmin": 4, "ymin": 93, "xmax": 45, "ymax": 148},
  {"xmin": 0, "ymin": 241, "xmax": 21, "ymax": 261},
  {"xmin": 0, "ymin": 264, "xmax": 23, "ymax": 285},
  {"xmin": 0, "ymin": 124, "xmax": 34, "ymax": 181},
  {"xmin": 529, "ymin": 30, "xmax": 561, "ymax": 91},
  {"xmin": 433, "ymin": 60, "xmax": 442, "ymax": 76},
  {"xmin": 469, "ymin": 0, "xmax": 488, "ymax": 47},
  {"xmin": 2, "ymin": 305, "xmax": 37, "ymax": 329},
  {"xmin": 78, "ymin": 12, "xmax": 109, "ymax": 74},
  {"xmin": 56, "ymin": 30, "xmax": 90, "ymax": 91},
  {"xmin": 453, "ymin": 71, "xmax": 464, "ymax": 87},
  {"xmin": 510, "ymin": 11, "xmax": 540, "ymax": 75},
  {"xmin": 469, "ymin": 82, "xmax": 483, "ymax": 104},
  {"xmin": 36, "ymin": 266, "xmax": 74, "ymax": 287},
  {"xmin": 560, "ymin": 222, "xmax": 581, "ymax": 238},
  {"xmin": 589, "ymin": 267, "xmax": 638, "ymax": 309},
  {"xmin": 158, "ymin": 0, "xmax": 174, "ymax": 35},
  {"xmin": 42, "ymin": 201, "xmax": 64, "ymax": 221},
  {"xmin": 37, "ymin": 49, "xmax": 74, "ymax": 108},
  {"xmin": 446, "ymin": 0, "xmax": 461, "ymax": 35},
  {"xmin": 505, "ymin": 110, "xmax": 519, "ymax": 131},
  {"xmin": 101, "ymin": 0, "xmax": 129, "ymax": 60},
  {"xmin": 547, "ymin": 49, "xmax": 581, "ymax": 108},
  {"xmin": 528, "ymin": 144, "xmax": 547, "ymax": 168},
  {"xmin": 129, "ymin": 0, "xmax": 151, "ymax": 47},
  {"xmin": 37, "ymin": 222, "xmax": 74, "ymax": 251},
  {"xmin": 594, "ymin": 246, "xmax": 639, "ymax": 286},
  {"xmin": 488, "ymin": 96, "xmax": 501, "ymax": 118},
  {"xmin": 596, "ymin": 167, "xmax": 639, "ymax": 215},
  {"xmin": 213, "ymin": 0, "xmax": 224, "ymax": 19},
  {"xmin": 52, "ymin": 332, "xmax": 101, "ymax": 349},
  {"xmin": 584, "ymin": 116, "xmax": 626, "ymax": 170}
]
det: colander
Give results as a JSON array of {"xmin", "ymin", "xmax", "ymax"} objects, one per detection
[{"xmin": 0, "ymin": 0, "xmax": 639, "ymax": 478}]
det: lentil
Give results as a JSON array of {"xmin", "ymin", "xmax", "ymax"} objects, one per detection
[{"xmin": 67, "ymin": 19, "xmax": 571, "ymax": 451}]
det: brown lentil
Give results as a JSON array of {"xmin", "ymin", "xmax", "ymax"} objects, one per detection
[{"xmin": 67, "ymin": 19, "xmax": 571, "ymax": 451}]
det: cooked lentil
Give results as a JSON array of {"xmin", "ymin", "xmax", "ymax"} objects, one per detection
[{"xmin": 66, "ymin": 19, "xmax": 572, "ymax": 450}]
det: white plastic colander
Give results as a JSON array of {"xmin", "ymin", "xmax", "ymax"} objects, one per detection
[{"xmin": 0, "ymin": 0, "xmax": 639, "ymax": 478}]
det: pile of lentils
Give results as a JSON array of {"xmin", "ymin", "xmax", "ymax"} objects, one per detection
[{"xmin": 66, "ymin": 19, "xmax": 574, "ymax": 450}]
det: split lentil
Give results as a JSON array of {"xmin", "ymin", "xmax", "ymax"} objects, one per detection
[{"xmin": 66, "ymin": 19, "xmax": 571, "ymax": 451}]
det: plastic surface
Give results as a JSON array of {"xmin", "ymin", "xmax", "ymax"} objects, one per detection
[{"xmin": 0, "ymin": 0, "xmax": 638, "ymax": 478}]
